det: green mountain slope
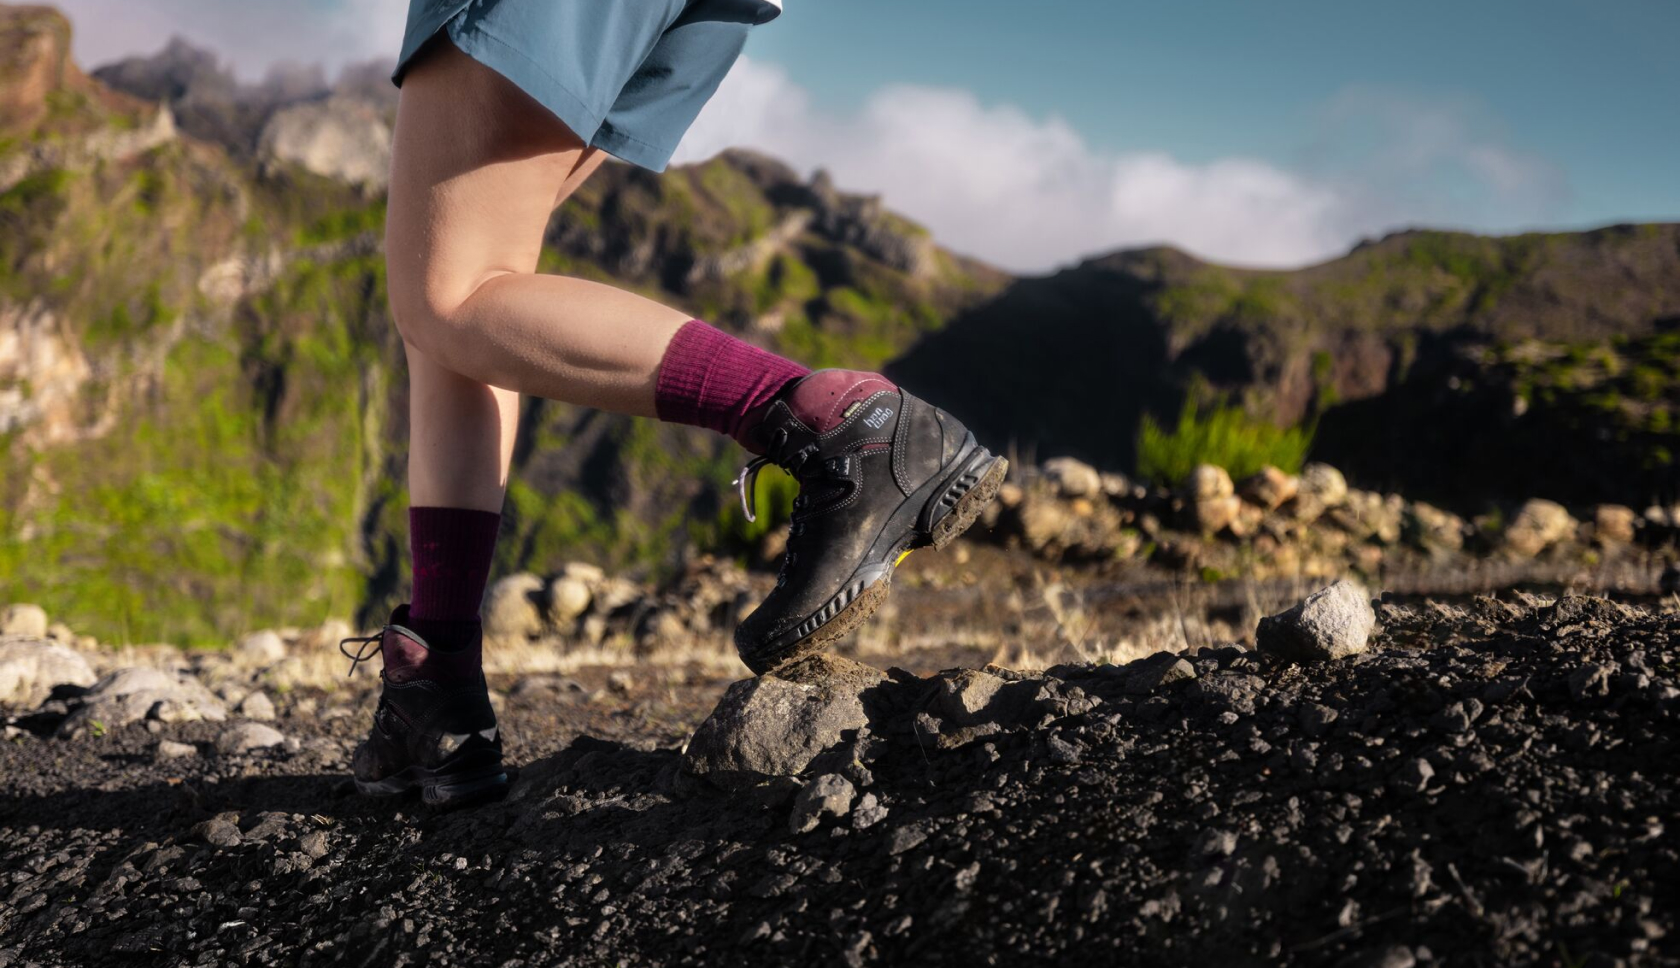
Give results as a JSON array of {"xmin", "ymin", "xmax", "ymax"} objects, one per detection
[{"xmin": 890, "ymin": 226, "xmax": 1680, "ymax": 509}]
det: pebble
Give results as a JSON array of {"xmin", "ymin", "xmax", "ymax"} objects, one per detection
[
  {"xmin": 788, "ymin": 774, "xmax": 856, "ymax": 834},
  {"xmin": 237, "ymin": 691, "xmax": 277, "ymax": 721},
  {"xmin": 154, "ymin": 740, "xmax": 197, "ymax": 761},
  {"xmin": 216, "ymin": 723, "xmax": 286, "ymax": 755}
]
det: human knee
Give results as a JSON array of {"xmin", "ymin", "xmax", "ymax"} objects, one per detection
[{"xmin": 387, "ymin": 262, "xmax": 469, "ymax": 358}]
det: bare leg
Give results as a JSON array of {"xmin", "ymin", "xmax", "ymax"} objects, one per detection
[{"xmin": 387, "ymin": 40, "xmax": 690, "ymax": 444}]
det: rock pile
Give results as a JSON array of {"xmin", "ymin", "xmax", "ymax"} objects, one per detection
[
  {"xmin": 483, "ymin": 555, "xmax": 758, "ymax": 651},
  {"xmin": 987, "ymin": 457, "xmax": 1662, "ymax": 580}
]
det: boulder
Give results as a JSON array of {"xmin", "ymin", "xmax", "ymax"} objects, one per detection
[
  {"xmin": 1238, "ymin": 466, "xmax": 1299, "ymax": 511},
  {"xmin": 1405, "ymin": 501, "xmax": 1467, "ymax": 553},
  {"xmin": 484, "ymin": 573, "xmax": 547, "ymax": 642},
  {"xmin": 235, "ymin": 630, "xmax": 287, "ymax": 665},
  {"xmin": 1184, "ymin": 464, "xmax": 1239, "ymax": 534},
  {"xmin": 788, "ymin": 774, "xmax": 856, "ymax": 833},
  {"xmin": 0, "ymin": 638, "xmax": 95, "ymax": 707},
  {"xmin": 1504, "ymin": 499, "xmax": 1577, "ymax": 557},
  {"xmin": 1593, "ymin": 504, "xmax": 1638, "ymax": 546},
  {"xmin": 1334, "ymin": 490, "xmax": 1404, "ymax": 545},
  {"xmin": 1041, "ymin": 457, "xmax": 1102, "ymax": 499},
  {"xmin": 560, "ymin": 561, "xmax": 606, "ymax": 584},
  {"xmin": 1291, "ymin": 463, "xmax": 1348, "ymax": 522},
  {"xmin": 1257, "ymin": 580, "xmax": 1375, "ymax": 663},
  {"xmin": 1299, "ymin": 463, "xmax": 1348, "ymax": 507},
  {"xmin": 1099, "ymin": 472, "xmax": 1136, "ymax": 500},
  {"xmin": 683, "ymin": 655, "xmax": 886, "ymax": 788},
  {"xmin": 548, "ymin": 576, "xmax": 593, "ymax": 623},
  {"xmin": 1, "ymin": 603, "xmax": 48, "ymax": 638},
  {"xmin": 257, "ymin": 95, "xmax": 392, "ymax": 189},
  {"xmin": 58, "ymin": 667, "xmax": 227, "ymax": 737},
  {"xmin": 1016, "ymin": 492, "xmax": 1073, "ymax": 551}
]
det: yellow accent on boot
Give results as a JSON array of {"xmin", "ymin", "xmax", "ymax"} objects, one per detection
[{"xmin": 894, "ymin": 549, "xmax": 914, "ymax": 567}]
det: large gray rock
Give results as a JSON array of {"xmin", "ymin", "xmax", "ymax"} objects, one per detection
[
  {"xmin": 257, "ymin": 95, "xmax": 391, "ymax": 189},
  {"xmin": 1, "ymin": 604, "xmax": 49, "ymax": 638},
  {"xmin": 683, "ymin": 655, "xmax": 886, "ymax": 788},
  {"xmin": 0, "ymin": 638, "xmax": 96, "ymax": 707},
  {"xmin": 1257, "ymin": 580, "xmax": 1376, "ymax": 663},
  {"xmin": 58, "ymin": 667, "xmax": 227, "ymax": 737}
]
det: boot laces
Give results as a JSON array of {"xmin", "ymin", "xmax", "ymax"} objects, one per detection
[
  {"xmin": 731, "ymin": 426, "xmax": 821, "ymax": 523},
  {"xmin": 338, "ymin": 629, "xmax": 386, "ymax": 677}
]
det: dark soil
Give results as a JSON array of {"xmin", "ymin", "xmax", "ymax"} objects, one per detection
[{"xmin": 2, "ymin": 593, "xmax": 1676, "ymax": 967}]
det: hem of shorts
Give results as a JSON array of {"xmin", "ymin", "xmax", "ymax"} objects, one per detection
[
  {"xmin": 444, "ymin": 17, "xmax": 606, "ymax": 144},
  {"xmin": 588, "ymin": 127, "xmax": 678, "ymax": 173}
]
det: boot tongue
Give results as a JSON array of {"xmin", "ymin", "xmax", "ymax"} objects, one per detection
[
  {"xmin": 739, "ymin": 369, "xmax": 897, "ymax": 454},
  {"xmin": 784, "ymin": 370, "xmax": 898, "ymax": 433}
]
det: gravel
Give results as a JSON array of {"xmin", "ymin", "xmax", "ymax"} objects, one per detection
[{"xmin": 0, "ymin": 592, "xmax": 1675, "ymax": 967}]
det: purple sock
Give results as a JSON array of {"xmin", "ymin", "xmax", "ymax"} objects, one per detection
[
  {"xmin": 407, "ymin": 507, "xmax": 500, "ymax": 654},
  {"xmin": 654, "ymin": 320, "xmax": 811, "ymax": 448}
]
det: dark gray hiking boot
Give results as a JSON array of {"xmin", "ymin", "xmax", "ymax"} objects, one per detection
[
  {"xmin": 731, "ymin": 370, "xmax": 1008, "ymax": 674},
  {"xmin": 339, "ymin": 605, "xmax": 507, "ymax": 808}
]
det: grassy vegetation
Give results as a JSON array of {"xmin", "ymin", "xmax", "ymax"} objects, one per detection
[
  {"xmin": 0, "ymin": 132, "xmax": 1000, "ymax": 641},
  {"xmin": 1136, "ymin": 400, "xmax": 1314, "ymax": 486}
]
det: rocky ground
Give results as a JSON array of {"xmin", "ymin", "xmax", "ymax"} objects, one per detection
[{"xmin": 2, "ymin": 587, "xmax": 1676, "ymax": 967}]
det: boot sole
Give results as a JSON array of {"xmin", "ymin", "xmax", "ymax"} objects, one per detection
[
  {"xmin": 354, "ymin": 762, "xmax": 509, "ymax": 810},
  {"xmin": 744, "ymin": 444, "xmax": 1008, "ymax": 674}
]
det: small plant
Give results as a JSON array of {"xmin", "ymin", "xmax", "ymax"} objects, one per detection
[
  {"xmin": 1136, "ymin": 399, "xmax": 1313, "ymax": 486},
  {"xmin": 88, "ymin": 720, "xmax": 106, "ymax": 738}
]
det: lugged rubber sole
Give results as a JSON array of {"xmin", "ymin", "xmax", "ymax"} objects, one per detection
[
  {"xmin": 747, "ymin": 450, "xmax": 1009, "ymax": 674},
  {"xmin": 354, "ymin": 763, "xmax": 509, "ymax": 810}
]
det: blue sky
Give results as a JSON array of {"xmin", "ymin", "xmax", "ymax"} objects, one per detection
[
  {"xmin": 53, "ymin": 0, "xmax": 1680, "ymax": 270},
  {"xmin": 748, "ymin": 0, "xmax": 1679, "ymax": 225}
]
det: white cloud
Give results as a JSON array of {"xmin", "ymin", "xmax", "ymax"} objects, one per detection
[
  {"xmin": 677, "ymin": 64, "xmax": 1352, "ymax": 270},
  {"xmin": 677, "ymin": 61, "xmax": 1568, "ymax": 272}
]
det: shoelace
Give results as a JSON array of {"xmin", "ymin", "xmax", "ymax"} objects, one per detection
[
  {"xmin": 338, "ymin": 629, "xmax": 386, "ymax": 677},
  {"xmin": 731, "ymin": 426, "xmax": 820, "ymax": 523}
]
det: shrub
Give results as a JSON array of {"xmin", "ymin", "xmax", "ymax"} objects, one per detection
[{"xmin": 1136, "ymin": 400, "xmax": 1313, "ymax": 486}]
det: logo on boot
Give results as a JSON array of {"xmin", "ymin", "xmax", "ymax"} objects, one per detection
[{"xmin": 863, "ymin": 406, "xmax": 895, "ymax": 429}]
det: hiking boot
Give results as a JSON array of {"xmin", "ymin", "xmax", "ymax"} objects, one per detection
[
  {"xmin": 339, "ymin": 605, "xmax": 507, "ymax": 808},
  {"xmin": 731, "ymin": 370, "xmax": 1008, "ymax": 674}
]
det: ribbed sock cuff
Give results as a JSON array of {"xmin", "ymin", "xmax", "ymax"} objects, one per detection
[
  {"xmin": 409, "ymin": 506, "xmax": 502, "ymax": 624},
  {"xmin": 654, "ymin": 320, "xmax": 810, "ymax": 444}
]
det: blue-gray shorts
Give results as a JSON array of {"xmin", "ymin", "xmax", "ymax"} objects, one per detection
[{"xmin": 394, "ymin": 0, "xmax": 776, "ymax": 172}]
